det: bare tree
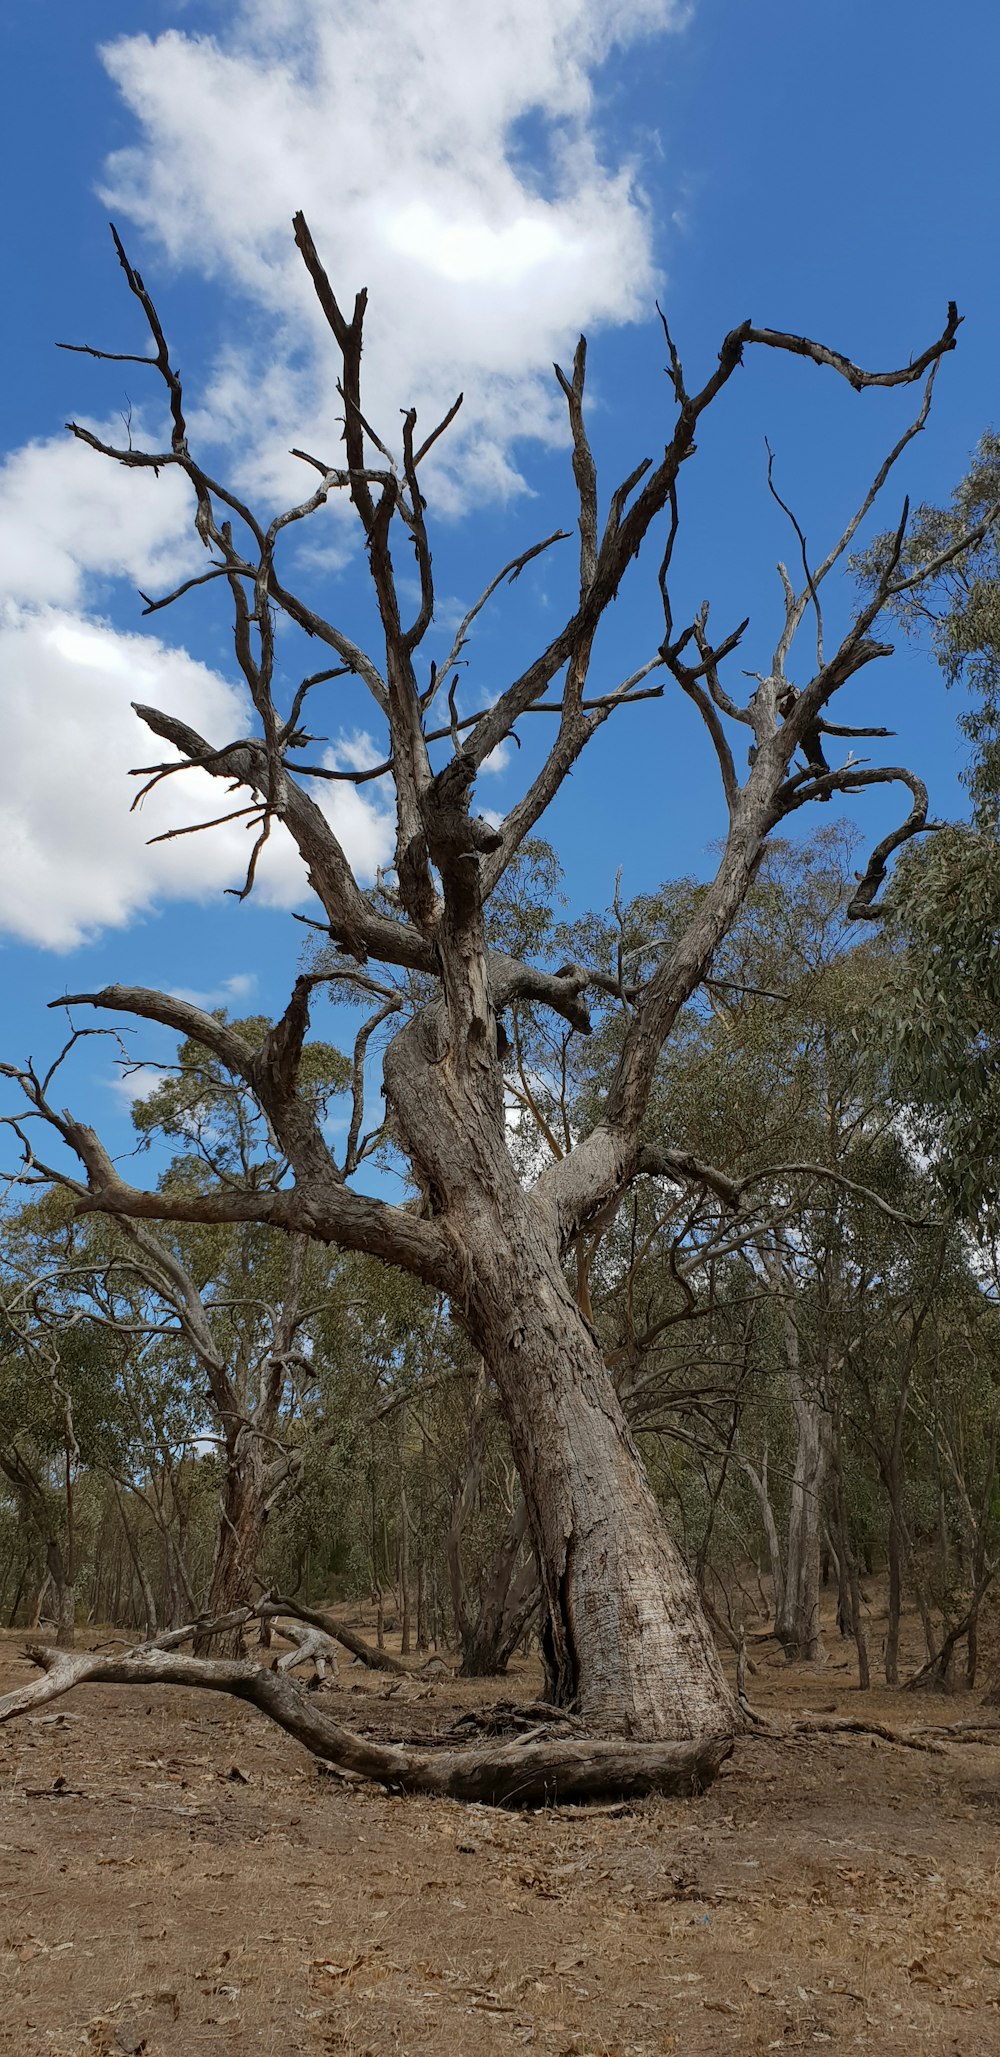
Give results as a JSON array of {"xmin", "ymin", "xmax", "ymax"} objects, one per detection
[{"xmin": 5, "ymin": 216, "xmax": 993, "ymax": 1746}]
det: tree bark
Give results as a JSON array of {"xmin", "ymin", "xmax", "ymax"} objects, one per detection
[
  {"xmin": 468, "ymin": 1231, "xmax": 733, "ymax": 1738},
  {"xmin": 385, "ymin": 1010, "xmax": 736, "ymax": 1745}
]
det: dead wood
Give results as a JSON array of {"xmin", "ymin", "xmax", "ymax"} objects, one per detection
[
  {"xmin": 903, "ymin": 1576, "xmax": 998, "ymax": 1692},
  {"xmin": 263, "ymin": 1593, "xmax": 409, "ymax": 1674},
  {"xmin": 0, "ymin": 1644, "xmax": 732, "ymax": 1805},
  {"xmin": 905, "ymin": 1719, "xmax": 1000, "ymax": 1744},
  {"xmin": 443, "ymin": 1700, "xmax": 586, "ymax": 1740},
  {"xmin": 740, "ymin": 1712, "xmax": 948, "ymax": 1755}
]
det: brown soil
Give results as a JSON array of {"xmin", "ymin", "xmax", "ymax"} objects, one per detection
[{"xmin": 2, "ymin": 1614, "xmax": 999, "ymax": 2057}]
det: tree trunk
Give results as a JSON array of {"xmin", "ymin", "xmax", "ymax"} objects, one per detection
[
  {"xmin": 885, "ymin": 1497, "xmax": 902, "ymax": 1687},
  {"xmin": 762, "ymin": 1259, "xmax": 828, "ymax": 1666},
  {"xmin": 196, "ymin": 1433, "xmax": 269, "ymax": 1655},
  {"xmin": 113, "ymin": 1484, "xmax": 157, "ymax": 1638},
  {"xmin": 45, "ymin": 1542, "xmax": 75, "ymax": 1649},
  {"xmin": 469, "ymin": 1232, "xmax": 735, "ymax": 1739},
  {"xmin": 831, "ymin": 1438, "xmax": 869, "ymax": 1691},
  {"xmin": 7, "ymin": 1552, "xmax": 30, "ymax": 1629},
  {"xmin": 446, "ymin": 1364, "xmax": 540, "ymax": 1676},
  {"xmin": 385, "ymin": 1002, "xmax": 735, "ymax": 1745},
  {"xmin": 399, "ymin": 1486, "xmax": 412, "ymax": 1656},
  {"xmin": 775, "ymin": 1379, "xmax": 829, "ymax": 1664},
  {"xmin": 739, "ymin": 1450, "xmax": 785, "ymax": 1625}
]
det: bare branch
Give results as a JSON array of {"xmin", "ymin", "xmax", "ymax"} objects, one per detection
[
  {"xmin": 554, "ymin": 338, "xmax": 598, "ymax": 591},
  {"xmin": 423, "ymin": 529, "xmax": 570, "ymax": 707},
  {"xmin": 744, "ymin": 304, "xmax": 961, "ymax": 389},
  {"xmin": 765, "ymin": 439, "xmax": 824, "ymax": 667}
]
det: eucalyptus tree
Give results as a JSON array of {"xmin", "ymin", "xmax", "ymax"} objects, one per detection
[
  {"xmin": 3, "ymin": 218, "xmax": 989, "ymax": 1748},
  {"xmin": 0, "ymin": 1200, "xmax": 127, "ymax": 1645},
  {"xmin": 6, "ymin": 1028, "xmax": 350, "ymax": 1646},
  {"xmin": 854, "ymin": 437, "xmax": 1000, "ymax": 1225}
]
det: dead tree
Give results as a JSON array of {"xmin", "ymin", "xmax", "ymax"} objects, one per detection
[{"xmin": 3, "ymin": 215, "xmax": 992, "ymax": 1754}]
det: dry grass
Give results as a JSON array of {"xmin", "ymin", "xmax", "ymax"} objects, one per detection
[{"xmin": 2, "ymin": 1602, "xmax": 999, "ymax": 2055}]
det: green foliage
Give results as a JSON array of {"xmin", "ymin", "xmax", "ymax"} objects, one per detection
[
  {"xmin": 876, "ymin": 828, "xmax": 1000, "ymax": 1223},
  {"xmin": 855, "ymin": 429, "xmax": 1000, "ymax": 823},
  {"xmin": 131, "ymin": 1018, "xmax": 351, "ymax": 1188}
]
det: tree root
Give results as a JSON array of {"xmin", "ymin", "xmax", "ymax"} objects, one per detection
[
  {"xmin": 0, "ymin": 1643, "xmax": 732, "ymax": 1806},
  {"xmin": 740, "ymin": 1712, "xmax": 950, "ymax": 1754},
  {"xmin": 782, "ymin": 1715, "xmax": 948, "ymax": 1754}
]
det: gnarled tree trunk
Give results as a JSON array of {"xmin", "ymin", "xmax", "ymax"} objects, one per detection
[
  {"xmin": 485, "ymin": 1254, "xmax": 733, "ymax": 1736},
  {"xmin": 386, "ymin": 985, "xmax": 737, "ymax": 1744}
]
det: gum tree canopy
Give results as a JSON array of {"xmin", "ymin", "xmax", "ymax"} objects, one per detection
[{"xmin": 6, "ymin": 217, "xmax": 992, "ymax": 1755}]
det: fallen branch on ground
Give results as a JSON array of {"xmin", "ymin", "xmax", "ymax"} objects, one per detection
[
  {"xmin": 733, "ymin": 1670, "xmax": 950, "ymax": 1755},
  {"xmin": 904, "ymin": 1719, "xmax": 1000, "ymax": 1744},
  {"xmin": 778, "ymin": 1715, "xmax": 948, "ymax": 1755},
  {"xmin": 0, "ymin": 1644, "xmax": 732, "ymax": 1806},
  {"xmin": 262, "ymin": 1592, "xmax": 409, "ymax": 1675}
]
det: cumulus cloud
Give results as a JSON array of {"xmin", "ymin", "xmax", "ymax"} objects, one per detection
[
  {"xmin": 0, "ymin": 605, "xmax": 394, "ymax": 950},
  {"xmin": 100, "ymin": 0, "xmax": 687, "ymax": 503},
  {"xmin": 0, "ymin": 425, "xmax": 197, "ymax": 612},
  {"xmin": 168, "ymin": 972, "xmax": 257, "ymax": 1008}
]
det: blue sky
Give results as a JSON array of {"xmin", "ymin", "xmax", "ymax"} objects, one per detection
[{"xmin": 1, "ymin": 0, "xmax": 997, "ymax": 1167}]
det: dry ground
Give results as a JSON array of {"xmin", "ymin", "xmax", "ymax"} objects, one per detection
[{"xmin": 2, "ymin": 1608, "xmax": 999, "ymax": 2057}]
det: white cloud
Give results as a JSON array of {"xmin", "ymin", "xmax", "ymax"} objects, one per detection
[
  {"xmin": 99, "ymin": 0, "xmax": 687, "ymax": 505},
  {"xmin": 0, "ymin": 605, "xmax": 394, "ymax": 950},
  {"xmin": 168, "ymin": 972, "xmax": 257, "ymax": 1008},
  {"xmin": 108, "ymin": 1064, "xmax": 166, "ymax": 1104},
  {"xmin": 0, "ymin": 426, "xmax": 196, "ymax": 611}
]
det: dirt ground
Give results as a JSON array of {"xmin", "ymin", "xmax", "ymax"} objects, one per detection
[{"xmin": 2, "ymin": 1608, "xmax": 999, "ymax": 2057}]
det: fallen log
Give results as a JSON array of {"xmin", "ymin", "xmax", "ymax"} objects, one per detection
[
  {"xmin": 262, "ymin": 1593, "xmax": 409, "ymax": 1675},
  {"xmin": 0, "ymin": 1644, "xmax": 732, "ymax": 1806}
]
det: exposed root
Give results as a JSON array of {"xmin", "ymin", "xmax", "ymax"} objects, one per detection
[
  {"xmin": 740, "ymin": 1713, "xmax": 949, "ymax": 1755},
  {"xmin": 782, "ymin": 1716, "xmax": 949, "ymax": 1755}
]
